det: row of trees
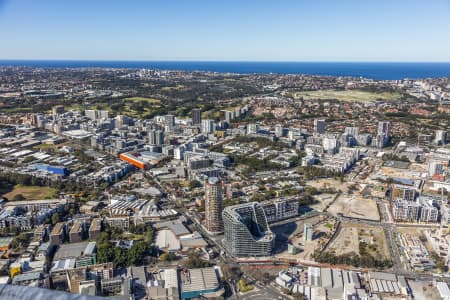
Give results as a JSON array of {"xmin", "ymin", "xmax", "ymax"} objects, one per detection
[
  {"xmin": 0, "ymin": 173, "xmax": 48, "ymax": 190},
  {"xmin": 297, "ymin": 166, "xmax": 343, "ymax": 180},
  {"xmin": 237, "ymin": 112, "xmax": 276, "ymax": 123},
  {"xmin": 381, "ymin": 153, "xmax": 410, "ymax": 163},
  {"xmin": 315, "ymin": 250, "xmax": 392, "ymax": 269}
]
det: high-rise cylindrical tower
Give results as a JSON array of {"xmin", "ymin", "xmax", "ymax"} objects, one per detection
[{"xmin": 205, "ymin": 177, "xmax": 223, "ymax": 234}]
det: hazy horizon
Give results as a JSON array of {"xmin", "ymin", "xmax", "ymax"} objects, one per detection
[{"xmin": 2, "ymin": 59, "xmax": 450, "ymax": 63}]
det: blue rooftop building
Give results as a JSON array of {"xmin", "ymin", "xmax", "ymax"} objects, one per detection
[{"xmin": 33, "ymin": 164, "xmax": 69, "ymax": 176}]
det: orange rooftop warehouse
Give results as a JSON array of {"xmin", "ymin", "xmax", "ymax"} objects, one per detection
[
  {"xmin": 119, "ymin": 151, "xmax": 165, "ymax": 169},
  {"xmin": 119, "ymin": 152, "xmax": 147, "ymax": 169}
]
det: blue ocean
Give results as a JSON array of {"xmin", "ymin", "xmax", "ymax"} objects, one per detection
[{"xmin": 1, "ymin": 60, "xmax": 450, "ymax": 80}]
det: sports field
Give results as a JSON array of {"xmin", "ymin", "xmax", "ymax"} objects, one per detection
[
  {"xmin": 3, "ymin": 185, "xmax": 58, "ymax": 200},
  {"xmin": 295, "ymin": 89, "xmax": 402, "ymax": 102}
]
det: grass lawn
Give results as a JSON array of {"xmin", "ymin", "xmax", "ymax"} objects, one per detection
[
  {"xmin": 122, "ymin": 106, "xmax": 153, "ymax": 118},
  {"xmin": 161, "ymin": 85, "xmax": 186, "ymax": 91},
  {"xmin": 125, "ymin": 97, "xmax": 161, "ymax": 104},
  {"xmin": 62, "ymin": 104, "xmax": 84, "ymax": 111},
  {"xmin": 32, "ymin": 143, "xmax": 59, "ymax": 151},
  {"xmin": 325, "ymin": 223, "xmax": 334, "ymax": 229},
  {"xmin": 3, "ymin": 185, "xmax": 58, "ymax": 200},
  {"xmin": 122, "ymin": 97, "xmax": 162, "ymax": 118},
  {"xmin": 295, "ymin": 89, "xmax": 402, "ymax": 102}
]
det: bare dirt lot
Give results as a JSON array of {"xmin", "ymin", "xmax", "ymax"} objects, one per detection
[
  {"xmin": 272, "ymin": 215, "xmax": 336, "ymax": 262},
  {"xmin": 305, "ymin": 178, "xmax": 351, "ymax": 193},
  {"xmin": 378, "ymin": 165, "xmax": 424, "ymax": 180},
  {"xmin": 326, "ymin": 223, "xmax": 390, "ymax": 259},
  {"xmin": 327, "ymin": 194, "xmax": 380, "ymax": 221},
  {"xmin": 310, "ymin": 193, "xmax": 336, "ymax": 212},
  {"xmin": 397, "ymin": 227, "xmax": 422, "ymax": 235}
]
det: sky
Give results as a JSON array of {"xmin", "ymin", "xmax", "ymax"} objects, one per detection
[{"xmin": 1, "ymin": 0, "xmax": 450, "ymax": 62}]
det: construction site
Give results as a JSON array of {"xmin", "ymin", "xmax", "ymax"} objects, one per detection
[
  {"xmin": 327, "ymin": 194, "xmax": 380, "ymax": 221},
  {"xmin": 272, "ymin": 214, "xmax": 337, "ymax": 262},
  {"xmin": 325, "ymin": 223, "xmax": 390, "ymax": 259}
]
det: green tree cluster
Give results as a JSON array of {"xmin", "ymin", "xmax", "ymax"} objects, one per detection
[
  {"xmin": 315, "ymin": 251, "xmax": 392, "ymax": 269},
  {"xmin": 10, "ymin": 233, "xmax": 31, "ymax": 249},
  {"xmin": 160, "ymin": 252, "xmax": 177, "ymax": 262},
  {"xmin": 96, "ymin": 224, "xmax": 155, "ymax": 267},
  {"xmin": 183, "ymin": 252, "xmax": 211, "ymax": 268},
  {"xmin": 297, "ymin": 166, "xmax": 342, "ymax": 179},
  {"xmin": 188, "ymin": 180, "xmax": 202, "ymax": 190},
  {"xmin": 12, "ymin": 194, "xmax": 26, "ymax": 201}
]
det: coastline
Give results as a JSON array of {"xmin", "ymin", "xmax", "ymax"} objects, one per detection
[{"xmin": 1, "ymin": 60, "xmax": 450, "ymax": 80}]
